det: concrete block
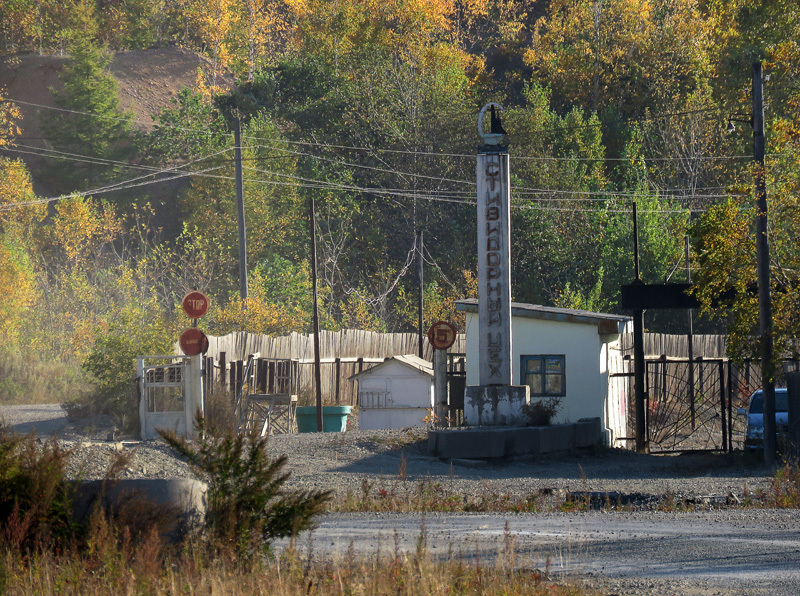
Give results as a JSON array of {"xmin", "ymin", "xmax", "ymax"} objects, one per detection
[
  {"xmin": 449, "ymin": 458, "xmax": 488, "ymax": 469},
  {"xmin": 574, "ymin": 417, "xmax": 602, "ymax": 448},
  {"xmin": 73, "ymin": 478, "xmax": 207, "ymax": 540},
  {"xmin": 508, "ymin": 427, "xmax": 541, "ymax": 456},
  {"xmin": 428, "ymin": 428, "xmax": 504, "ymax": 459},
  {"xmin": 428, "ymin": 420, "xmax": 600, "ymax": 460},
  {"xmin": 537, "ymin": 423, "xmax": 574, "ymax": 453},
  {"xmin": 465, "ymin": 385, "xmax": 530, "ymax": 426}
]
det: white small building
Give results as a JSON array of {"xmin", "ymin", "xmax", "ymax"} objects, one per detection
[
  {"xmin": 456, "ymin": 299, "xmax": 632, "ymax": 445},
  {"xmin": 350, "ymin": 355, "xmax": 434, "ymax": 430}
]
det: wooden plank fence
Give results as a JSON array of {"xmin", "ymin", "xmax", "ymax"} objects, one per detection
[
  {"xmin": 200, "ymin": 330, "xmax": 465, "ymax": 406},
  {"xmin": 620, "ymin": 333, "xmax": 727, "ymax": 359}
]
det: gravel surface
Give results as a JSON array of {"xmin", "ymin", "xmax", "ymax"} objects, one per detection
[
  {"xmin": 287, "ymin": 510, "xmax": 800, "ymax": 596},
  {"xmin": 0, "ymin": 404, "xmax": 776, "ymax": 503},
  {"xmin": 262, "ymin": 428, "xmax": 774, "ymax": 506},
  {"xmin": 1, "ymin": 404, "xmax": 796, "ymax": 596}
]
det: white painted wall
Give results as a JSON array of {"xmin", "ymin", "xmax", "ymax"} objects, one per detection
[
  {"xmin": 356, "ymin": 360, "xmax": 434, "ymax": 430},
  {"xmin": 463, "ymin": 312, "xmax": 630, "ymax": 443}
]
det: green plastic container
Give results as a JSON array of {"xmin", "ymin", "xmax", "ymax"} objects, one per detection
[{"xmin": 295, "ymin": 406, "xmax": 352, "ymax": 433}]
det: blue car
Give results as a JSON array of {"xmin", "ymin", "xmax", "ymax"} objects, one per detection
[{"xmin": 737, "ymin": 388, "xmax": 789, "ymax": 449}]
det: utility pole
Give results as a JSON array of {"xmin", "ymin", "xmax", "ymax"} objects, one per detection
[
  {"xmin": 631, "ymin": 202, "xmax": 647, "ymax": 452},
  {"xmin": 309, "ymin": 196, "xmax": 324, "ymax": 432},
  {"xmin": 753, "ymin": 61, "xmax": 776, "ymax": 466},
  {"xmin": 686, "ymin": 236, "xmax": 696, "ymax": 430},
  {"xmin": 234, "ymin": 117, "xmax": 248, "ymax": 302},
  {"xmin": 417, "ymin": 229, "xmax": 424, "ymax": 359}
]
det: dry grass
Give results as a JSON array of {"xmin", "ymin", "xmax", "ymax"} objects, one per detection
[
  {"xmin": 760, "ymin": 459, "xmax": 800, "ymax": 508},
  {"xmin": 0, "ymin": 349, "xmax": 90, "ymax": 405},
  {"xmin": 334, "ymin": 477, "xmax": 561, "ymax": 513},
  {"xmin": 0, "ymin": 532, "xmax": 594, "ymax": 596},
  {"xmin": 0, "ymin": 420, "xmax": 596, "ymax": 596}
]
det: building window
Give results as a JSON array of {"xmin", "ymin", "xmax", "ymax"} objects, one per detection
[{"xmin": 520, "ymin": 355, "xmax": 565, "ymax": 397}]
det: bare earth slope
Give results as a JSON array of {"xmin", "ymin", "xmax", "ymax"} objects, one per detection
[
  {"xmin": 0, "ymin": 48, "xmax": 233, "ymax": 137},
  {"xmin": 0, "ymin": 48, "xmax": 233, "ymax": 197}
]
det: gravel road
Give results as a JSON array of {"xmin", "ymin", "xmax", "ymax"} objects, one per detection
[
  {"xmin": 283, "ymin": 510, "xmax": 800, "ymax": 596},
  {"xmin": 2, "ymin": 403, "xmax": 797, "ymax": 596}
]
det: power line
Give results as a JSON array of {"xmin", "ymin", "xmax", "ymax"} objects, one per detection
[
  {"xmin": 4, "ymin": 95, "xmax": 781, "ymax": 166},
  {"xmin": 3, "ymin": 142, "xmax": 747, "ymax": 202},
  {"xmin": 0, "ymin": 148, "xmax": 232, "ymax": 210}
]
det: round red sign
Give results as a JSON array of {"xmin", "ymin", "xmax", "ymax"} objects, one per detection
[
  {"xmin": 427, "ymin": 321, "xmax": 457, "ymax": 350},
  {"xmin": 181, "ymin": 291, "xmax": 209, "ymax": 319},
  {"xmin": 179, "ymin": 328, "xmax": 209, "ymax": 356}
]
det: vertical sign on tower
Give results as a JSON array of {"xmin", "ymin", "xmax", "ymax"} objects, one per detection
[{"xmin": 476, "ymin": 103, "xmax": 512, "ymax": 386}]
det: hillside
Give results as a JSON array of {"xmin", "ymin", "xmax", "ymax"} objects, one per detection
[{"xmin": 0, "ymin": 48, "xmax": 233, "ymax": 196}]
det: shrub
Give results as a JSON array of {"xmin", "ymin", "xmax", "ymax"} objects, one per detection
[
  {"xmin": 159, "ymin": 416, "xmax": 332, "ymax": 556},
  {"xmin": 0, "ymin": 427, "xmax": 81, "ymax": 551},
  {"xmin": 522, "ymin": 397, "xmax": 562, "ymax": 426},
  {"xmin": 765, "ymin": 460, "xmax": 800, "ymax": 508},
  {"xmin": 80, "ymin": 305, "xmax": 174, "ymax": 432}
]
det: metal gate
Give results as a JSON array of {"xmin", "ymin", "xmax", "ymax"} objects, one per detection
[
  {"xmin": 138, "ymin": 356, "xmax": 188, "ymax": 439},
  {"xmin": 643, "ymin": 357, "xmax": 800, "ymax": 452}
]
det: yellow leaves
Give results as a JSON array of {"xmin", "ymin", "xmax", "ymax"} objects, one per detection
[
  {"xmin": 194, "ymin": 69, "xmax": 228, "ymax": 100},
  {"xmin": 527, "ymin": 0, "xmax": 715, "ymax": 113},
  {"xmin": 214, "ymin": 295, "xmax": 307, "ymax": 335},
  {"xmin": 0, "ymin": 238, "xmax": 36, "ymax": 342},
  {"xmin": 0, "ymin": 158, "xmax": 45, "ymax": 233},
  {"xmin": 50, "ymin": 196, "xmax": 122, "ymax": 266},
  {"xmin": 284, "ymin": 0, "xmax": 310, "ymax": 19},
  {"xmin": 0, "ymin": 95, "xmax": 22, "ymax": 148}
]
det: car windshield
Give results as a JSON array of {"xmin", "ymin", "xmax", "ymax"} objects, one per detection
[{"xmin": 749, "ymin": 390, "xmax": 788, "ymax": 414}]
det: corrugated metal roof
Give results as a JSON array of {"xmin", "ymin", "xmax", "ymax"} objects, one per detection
[
  {"xmin": 455, "ymin": 298, "xmax": 631, "ymax": 333},
  {"xmin": 348, "ymin": 354, "xmax": 434, "ymax": 381}
]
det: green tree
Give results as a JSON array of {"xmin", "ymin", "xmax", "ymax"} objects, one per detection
[
  {"xmin": 43, "ymin": 38, "xmax": 133, "ymax": 191},
  {"xmin": 506, "ymin": 83, "xmax": 610, "ymax": 306}
]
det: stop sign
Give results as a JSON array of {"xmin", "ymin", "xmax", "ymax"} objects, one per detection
[
  {"xmin": 182, "ymin": 291, "xmax": 209, "ymax": 319},
  {"xmin": 179, "ymin": 328, "xmax": 209, "ymax": 356}
]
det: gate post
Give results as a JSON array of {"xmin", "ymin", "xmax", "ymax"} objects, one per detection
[
  {"xmin": 787, "ymin": 372, "xmax": 800, "ymax": 456},
  {"xmin": 718, "ymin": 361, "xmax": 727, "ymax": 452},
  {"xmin": 185, "ymin": 355, "xmax": 204, "ymax": 439}
]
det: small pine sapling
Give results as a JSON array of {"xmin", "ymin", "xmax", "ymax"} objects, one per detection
[{"xmin": 160, "ymin": 414, "xmax": 332, "ymax": 555}]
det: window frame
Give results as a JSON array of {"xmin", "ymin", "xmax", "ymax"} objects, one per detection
[{"xmin": 520, "ymin": 354, "xmax": 566, "ymax": 397}]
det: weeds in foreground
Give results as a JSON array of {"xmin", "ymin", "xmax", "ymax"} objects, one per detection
[
  {"xmin": 336, "ymin": 477, "xmax": 551, "ymax": 513},
  {"xmin": 0, "ymin": 533, "xmax": 595, "ymax": 596},
  {"xmin": 762, "ymin": 460, "xmax": 800, "ymax": 508},
  {"xmin": 0, "ymin": 426, "xmax": 81, "ymax": 551}
]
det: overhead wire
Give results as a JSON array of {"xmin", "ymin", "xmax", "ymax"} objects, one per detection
[
  {"xmin": 0, "ymin": 95, "xmax": 760, "ymax": 216},
  {"xmin": 3, "ymin": 141, "xmax": 746, "ymax": 203},
  {"xmin": 0, "ymin": 147, "xmax": 233, "ymax": 210},
  {"xmin": 4, "ymin": 95, "xmax": 777, "ymax": 165},
  {"xmin": 0, "ymin": 140, "xmax": 735, "ymax": 215}
]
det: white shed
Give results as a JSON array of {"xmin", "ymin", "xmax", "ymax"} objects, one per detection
[
  {"xmin": 350, "ymin": 355, "xmax": 434, "ymax": 430},
  {"xmin": 456, "ymin": 299, "xmax": 632, "ymax": 445}
]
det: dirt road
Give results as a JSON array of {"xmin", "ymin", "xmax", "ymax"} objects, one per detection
[{"xmin": 283, "ymin": 510, "xmax": 800, "ymax": 596}]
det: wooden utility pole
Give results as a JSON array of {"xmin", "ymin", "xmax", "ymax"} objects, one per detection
[
  {"xmin": 417, "ymin": 229, "xmax": 424, "ymax": 359},
  {"xmin": 309, "ymin": 197, "xmax": 323, "ymax": 432},
  {"xmin": 753, "ymin": 61, "xmax": 776, "ymax": 466},
  {"xmin": 234, "ymin": 117, "xmax": 248, "ymax": 302},
  {"xmin": 686, "ymin": 236, "xmax": 696, "ymax": 430},
  {"xmin": 632, "ymin": 203, "xmax": 648, "ymax": 452}
]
